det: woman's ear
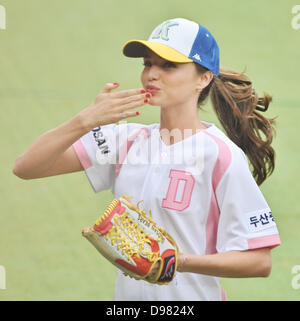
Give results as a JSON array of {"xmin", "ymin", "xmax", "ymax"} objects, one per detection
[{"xmin": 196, "ymin": 71, "xmax": 213, "ymax": 92}]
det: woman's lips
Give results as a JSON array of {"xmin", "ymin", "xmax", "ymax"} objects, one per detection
[{"xmin": 146, "ymin": 85, "xmax": 160, "ymax": 94}]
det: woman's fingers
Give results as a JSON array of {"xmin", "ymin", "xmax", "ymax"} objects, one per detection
[
  {"xmin": 85, "ymin": 83, "xmax": 151, "ymax": 127},
  {"xmin": 120, "ymin": 96, "xmax": 150, "ymax": 111},
  {"xmin": 100, "ymin": 82, "xmax": 119, "ymax": 93},
  {"xmin": 99, "ymin": 83, "xmax": 151, "ymax": 107},
  {"xmin": 116, "ymin": 92, "xmax": 150, "ymax": 107},
  {"xmin": 117, "ymin": 96, "xmax": 151, "ymax": 121},
  {"xmin": 100, "ymin": 83, "xmax": 146, "ymax": 98},
  {"xmin": 120, "ymin": 110, "xmax": 141, "ymax": 120},
  {"xmin": 113, "ymin": 88, "xmax": 146, "ymax": 98}
]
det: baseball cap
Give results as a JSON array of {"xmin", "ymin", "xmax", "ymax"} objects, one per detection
[{"xmin": 123, "ymin": 18, "xmax": 220, "ymax": 76}]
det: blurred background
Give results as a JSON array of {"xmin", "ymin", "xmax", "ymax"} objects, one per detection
[{"xmin": 0, "ymin": 0, "xmax": 299, "ymax": 300}]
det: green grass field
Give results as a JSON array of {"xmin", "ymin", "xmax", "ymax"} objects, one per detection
[{"xmin": 1, "ymin": 0, "xmax": 300, "ymax": 300}]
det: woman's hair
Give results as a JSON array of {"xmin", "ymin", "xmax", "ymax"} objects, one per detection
[{"xmin": 195, "ymin": 64, "xmax": 276, "ymax": 186}]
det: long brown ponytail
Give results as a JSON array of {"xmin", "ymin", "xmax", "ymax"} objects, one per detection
[{"xmin": 196, "ymin": 65, "xmax": 276, "ymax": 185}]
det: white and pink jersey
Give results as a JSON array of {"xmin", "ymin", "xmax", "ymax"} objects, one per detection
[{"xmin": 73, "ymin": 121, "xmax": 280, "ymax": 301}]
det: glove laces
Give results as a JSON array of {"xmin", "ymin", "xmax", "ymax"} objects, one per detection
[
  {"xmin": 106, "ymin": 213, "xmax": 158, "ymax": 264},
  {"xmin": 99, "ymin": 195, "xmax": 160, "ymax": 264}
]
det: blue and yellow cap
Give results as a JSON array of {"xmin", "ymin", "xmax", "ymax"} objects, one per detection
[{"xmin": 123, "ymin": 18, "xmax": 220, "ymax": 76}]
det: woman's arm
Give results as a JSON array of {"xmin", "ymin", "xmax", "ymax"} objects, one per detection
[
  {"xmin": 177, "ymin": 247, "xmax": 272, "ymax": 278},
  {"xmin": 13, "ymin": 115, "xmax": 86, "ymax": 179},
  {"xmin": 13, "ymin": 83, "xmax": 150, "ymax": 179}
]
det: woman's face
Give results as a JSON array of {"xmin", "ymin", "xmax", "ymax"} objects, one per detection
[{"xmin": 141, "ymin": 49, "xmax": 204, "ymax": 109}]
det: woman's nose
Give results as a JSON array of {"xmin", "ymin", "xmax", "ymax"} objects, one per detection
[{"xmin": 147, "ymin": 65, "xmax": 160, "ymax": 81}]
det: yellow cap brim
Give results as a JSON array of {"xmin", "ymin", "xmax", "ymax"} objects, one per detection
[{"xmin": 122, "ymin": 40, "xmax": 193, "ymax": 63}]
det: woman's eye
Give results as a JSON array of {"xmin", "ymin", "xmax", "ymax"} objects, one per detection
[
  {"xmin": 163, "ymin": 62, "xmax": 176, "ymax": 69},
  {"xmin": 143, "ymin": 61, "xmax": 176, "ymax": 68},
  {"xmin": 143, "ymin": 61, "xmax": 151, "ymax": 67}
]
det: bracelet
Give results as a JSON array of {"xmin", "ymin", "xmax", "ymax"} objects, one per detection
[{"xmin": 177, "ymin": 254, "xmax": 188, "ymax": 272}]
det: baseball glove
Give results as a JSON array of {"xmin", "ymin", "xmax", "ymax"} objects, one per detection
[{"xmin": 82, "ymin": 195, "xmax": 178, "ymax": 285}]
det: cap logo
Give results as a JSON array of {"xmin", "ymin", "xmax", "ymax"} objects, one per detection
[
  {"xmin": 151, "ymin": 20, "xmax": 179, "ymax": 41},
  {"xmin": 193, "ymin": 53, "xmax": 201, "ymax": 61}
]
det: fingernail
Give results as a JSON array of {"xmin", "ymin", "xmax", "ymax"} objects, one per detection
[
  {"xmin": 146, "ymin": 93, "xmax": 151, "ymax": 98},
  {"xmin": 144, "ymin": 99, "xmax": 149, "ymax": 103},
  {"xmin": 140, "ymin": 89, "xmax": 146, "ymax": 94},
  {"xmin": 113, "ymin": 82, "xmax": 119, "ymax": 86},
  {"xmin": 136, "ymin": 111, "xmax": 140, "ymax": 115}
]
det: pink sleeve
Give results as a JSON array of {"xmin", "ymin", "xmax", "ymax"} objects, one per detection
[
  {"xmin": 73, "ymin": 139, "xmax": 93, "ymax": 170},
  {"xmin": 210, "ymin": 138, "xmax": 281, "ymax": 253}
]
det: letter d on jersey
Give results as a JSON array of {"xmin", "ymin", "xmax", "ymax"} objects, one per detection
[{"xmin": 162, "ymin": 169, "xmax": 195, "ymax": 211}]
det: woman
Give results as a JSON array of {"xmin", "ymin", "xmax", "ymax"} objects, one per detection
[{"xmin": 13, "ymin": 18, "xmax": 280, "ymax": 300}]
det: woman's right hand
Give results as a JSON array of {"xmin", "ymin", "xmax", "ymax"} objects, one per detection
[
  {"xmin": 78, "ymin": 83, "xmax": 151, "ymax": 131},
  {"xmin": 13, "ymin": 82, "xmax": 151, "ymax": 179}
]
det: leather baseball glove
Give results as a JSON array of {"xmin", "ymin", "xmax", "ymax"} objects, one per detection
[{"xmin": 82, "ymin": 195, "xmax": 178, "ymax": 285}]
